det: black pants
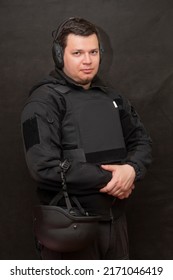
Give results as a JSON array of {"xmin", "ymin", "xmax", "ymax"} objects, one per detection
[{"xmin": 39, "ymin": 214, "xmax": 129, "ymax": 260}]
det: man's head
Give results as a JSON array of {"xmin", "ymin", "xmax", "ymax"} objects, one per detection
[{"xmin": 52, "ymin": 17, "xmax": 102, "ymax": 89}]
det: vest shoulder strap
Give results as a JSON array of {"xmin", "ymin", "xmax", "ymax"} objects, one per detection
[{"xmin": 48, "ymin": 84, "xmax": 71, "ymax": 95}]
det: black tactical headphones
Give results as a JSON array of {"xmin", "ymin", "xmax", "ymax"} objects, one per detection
[{"xmin": 52, "ymin": 17, "xmax": 104, "ymax": 69}]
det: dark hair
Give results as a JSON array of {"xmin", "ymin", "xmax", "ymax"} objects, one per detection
[{"xmin": 53, "ymin": 17, "xmax": 100, "ymax": 51}]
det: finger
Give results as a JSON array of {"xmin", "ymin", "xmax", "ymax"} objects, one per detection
[
  {"xmin": 100, "ymin": 184, "xmax": 115, "ymax": 193},
  {"xmin": 107, "ymin": 187, "xmax": 125, "ymax": 196},
  {"xmin": 101, "ymin": 164, "xmax": 117, "ymax": 172},
  {"xmin": 117, "ymin": 190, "xmax": 132, "ymax": 199},
  {"xmin": 99, "ymin": 178, "xmax": 118, "ymax": 192}
]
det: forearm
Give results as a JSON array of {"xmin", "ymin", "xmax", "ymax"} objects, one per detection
[{"xmin": 25, "ymin": 146, "xmax": 112, "ymax": 195}]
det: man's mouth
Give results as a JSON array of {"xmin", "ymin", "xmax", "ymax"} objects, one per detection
[{"xmin": 81, "ymin": 69, "xmax": 93, "ymax": 74}]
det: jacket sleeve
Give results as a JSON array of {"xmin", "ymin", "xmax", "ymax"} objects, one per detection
[
  {"xmin": 119, "ymin": 95, "xmax": 152, "ymax": 181},
  {"xmin": 21, "ymin": 95, "xmax": 112, "ymax": 195}
]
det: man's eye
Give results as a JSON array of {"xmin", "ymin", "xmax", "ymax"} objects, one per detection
[
  {"xmin": 73, "ymin": 51, "xmax": 81, "ymax": 56},
  {"xmin": 91, "ymin": 50, "xmax": 98, "ymax": 55}
]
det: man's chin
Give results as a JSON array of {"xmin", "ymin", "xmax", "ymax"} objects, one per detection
[
  {"xmin": 74, "ymin": 78, "xmax": 92, "ymax": 89},
  {"xmin": 78, "ymin": 76, "xmax": 94, "ymax": 86}
]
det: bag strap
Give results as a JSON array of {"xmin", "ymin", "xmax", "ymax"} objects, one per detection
[
  {"xmin": 50, "ymin": 159, "xmax": 89, "ymax": 216},
  {"xmin": 49, "ymin": 159, "xmax": 72, "ymax": 207},
  {"xmin": 71, "ymin": 196, "xmax": 89, "ymax": 216},
  {"xmin": 49, "ymin": 190, "xmax": 63, "ymax": 206}
]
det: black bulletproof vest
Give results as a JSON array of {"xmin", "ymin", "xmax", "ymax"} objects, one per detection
[{"xmin": 53, "ymin": 85, "xmax": 127, "ymax": 164}]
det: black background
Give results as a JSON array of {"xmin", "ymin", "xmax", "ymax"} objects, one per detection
[{"xmin": 0, "ymin": 0, "xmax": 173, "ymax": 259}]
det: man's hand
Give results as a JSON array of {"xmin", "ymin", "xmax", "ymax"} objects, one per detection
[{"xmin": 100, "ymin": 164, "xmax": 136, "ymax": 199}]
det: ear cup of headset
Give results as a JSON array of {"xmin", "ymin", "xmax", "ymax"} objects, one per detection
[
  {"xmin": 99, "ymin": 43, "xmax": 104, "ymax": 63},
  {"xmin": 52, "ymin": 42, "xmax": 64, "ymax": 69}
]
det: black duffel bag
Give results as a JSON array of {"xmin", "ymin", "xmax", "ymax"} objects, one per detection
[{"xmin": 33, "ymin": 160, "xmax": 101, "ymax": 252}]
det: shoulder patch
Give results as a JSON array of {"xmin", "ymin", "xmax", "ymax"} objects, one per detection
[{"xmin": 22, "ymin": 117, "xmax": 40, "ymax": 151}]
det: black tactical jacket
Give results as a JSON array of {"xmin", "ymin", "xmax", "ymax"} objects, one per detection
[{"xmin": 21, "ymin": 69, "xmax": 152, "ymax": 219}]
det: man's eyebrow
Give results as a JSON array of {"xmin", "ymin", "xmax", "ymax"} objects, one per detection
[
  {"xmin": 72, "ymin": 49, "xmax": 83, "ymax": 51},
  {"xmin": 72, "ymin": 48, "xmax": 99, "ymax": 52}
]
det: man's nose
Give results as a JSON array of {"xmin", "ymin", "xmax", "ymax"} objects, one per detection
[{"xmin": 83, "ymin": 53, "xmax": 92, "ymax": 63}]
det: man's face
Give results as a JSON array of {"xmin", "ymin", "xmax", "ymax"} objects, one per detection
[{"xmin": 63, "ymin": 33, "xmax": 100, "ymax": 89}]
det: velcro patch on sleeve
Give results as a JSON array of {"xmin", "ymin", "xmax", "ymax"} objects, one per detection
[{"xmin": 22, "ymin": 117, "xmax": 40, "ymax": 151}]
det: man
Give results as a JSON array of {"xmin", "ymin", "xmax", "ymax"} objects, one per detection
[{"xmin": 21, "ymin": 17, "xmax": 152, "ymax": 259}]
